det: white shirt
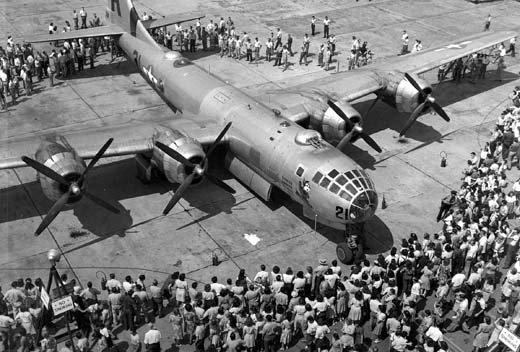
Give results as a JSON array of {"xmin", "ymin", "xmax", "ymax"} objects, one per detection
[
  {"xmin": 79, "ymin": 9, "xmax": 86, "ymax": 17},
  {"xmin": 425, "ymin": 326, "xmax": 443, "ymax": 342},
  {"xmin": 323, "ymin": 18, "xmax": 331, "ymax": 26},
  {"xmin": 144, "ymin": 329, "xmax": 161, "ymax": 344},
  {"xmin": 452, "ymin": 273, "xmax": 466, "ymax": 287},
  {"xmin": 210, "ymin": 282, "xmax": 226, "ymax": 295}
]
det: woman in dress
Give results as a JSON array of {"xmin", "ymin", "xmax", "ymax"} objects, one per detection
[
  {"xmin": 335, "ymin": 283, "xmax": 347, "ymax": 322},
  {"xmin": 347, "ymin": 291, "xmax": 364, "ymax": 322},
  {"xmin": 280, "ymin": 312, "xmax": 292, "ymax": 350},
  {"xmin": 372, "ymin": 305, "xmax": 386, "ymax": 344},
  {"xmin": 183, "ymin": 304, "xmax": 197, "ymax": 344},
  {"xmin": 15, "ymin": 307, "xmax": 36, "ymax": 337},
  {"xmin": 175, "ymin": 273, "xmax": 188, "ymax": 307},
  {"xmin": 473, "ymin": 316, "xmax": 493, "ymax": 352},
  {"xmin": 243, "ymin": 316, "xmax": 256, "ymax": 352},
  {"xmin": 169, "ymin": 308, "xmax": 184, "ymax": 345}
]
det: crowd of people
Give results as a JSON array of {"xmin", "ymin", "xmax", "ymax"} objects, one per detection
[{"xmin": 148, "ymin": 15, "xmax": 375, "ymax": 72}]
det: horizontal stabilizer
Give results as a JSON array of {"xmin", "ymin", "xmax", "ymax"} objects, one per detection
[
  {"xmin": 25, "ymin": 25, "xmax": 124, "ymax": 43},
  {"xmin": 142, "ymin": 13, "xmax": 205, "ymax": 30}
]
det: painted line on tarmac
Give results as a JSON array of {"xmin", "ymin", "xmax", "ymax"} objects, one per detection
[{"xmin": 444, "ymin": 335, "xmax": 466, "ymax": 352}]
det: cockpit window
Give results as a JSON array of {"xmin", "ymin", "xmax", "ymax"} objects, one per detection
[
  {"xmin": 345, "ymin": 183, "xmax": 357, "ymax": 196},
  {"xmin": 312, "ymin": 172, "xmax": 323, "ymax": 184},
  {"xmin": 296, "ymin": 166, "xmax": 304, "ymax": 177},
  {"xmin": 328, "ymin": 169, "xmax": 339, "ymax": 178},
  {"xmin": 359, "ymin": 178, "xmax": 368, "ymax": 189},
  {"xmin": 329, "ymin": 183, "xmax": 340, "ymax": 194},
  {"xmin": 340, "ymin": 190, "xmax": 352, "ymax": 201},
  {"xmin": 345, "ymin": 171, "xmax": 356, "ymax": 180},
  {"xmin": 320, "ymin": 177, "xmax": 331, "ymax": 188},
  {"xmin": 352, "ymin": 170, "xmax": 362, "ymax": 178},
  {"xmin": 353, "ymin": 179, "xmax": 362, "ymax": 190},
  {"xmin": 336, "ymin": 175, "xmax": 347, "ymax": 185}
]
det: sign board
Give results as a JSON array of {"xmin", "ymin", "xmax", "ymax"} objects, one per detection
[
  {"xmin": 51, "ymin": 282, "xmax": 74, "ymax": 298},
  {"xmin": 40, "ymin": 287, "xmax": 50, "ymax": 309},
  {"xmin": 51, "ymin": 296, "xmax": 74, "ymax": 315},
  {"xmin": 499, "ymin": 328, "xmax": 520, "ymax": 352}
]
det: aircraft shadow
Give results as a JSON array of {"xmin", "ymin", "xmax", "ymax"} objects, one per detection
[
  {"xmin": 0, "ymin": 157, "xmax": 237, "ymax": 239},
  {"xmin": 56, "ymin": 55, "xmax": 138, "ymax": 80},
  {"xmin": 271, "ymin": 188, "xmax": 394, "ymax": 255}
]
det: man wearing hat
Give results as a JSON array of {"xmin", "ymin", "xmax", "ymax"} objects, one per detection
[
  {"xmin": 437, "ymin": 190, "xmax": 458, "ymax": 222},
  {"xmin": 313, "ymin": 259, "xmax": 329, "ymax": 295}
]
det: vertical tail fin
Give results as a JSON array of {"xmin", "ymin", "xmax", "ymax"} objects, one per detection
[
  {"xmin": 106, "ymin": 0, "xmax": 138, "ymax": 35},
  {"xmin": 106, "ymin": 0, "xmax": 162, "ymax": 49}
]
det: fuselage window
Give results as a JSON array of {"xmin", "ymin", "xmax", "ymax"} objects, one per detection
[
  {"xmin": 312, "ymin": 172, "xmax": 323, "ymax": 184},
  {"xmin": 329, "ymin": 183, "xmax": 340, "ymax": 194},
  {"xmin": 328, "ymin": 169, "xmax": 339, "ymax": 178},
  {"xmin": 345, "ymin": 183, "xmax": 357, "ymax": 196},
  {"xmin": 336, "ymin": 175, "xmax": 347, "ymax": 186},
  {"xmin": 320, "ymin": 177, "xmax": 331, "ymax": 188},
  {"xmin": 296, "ymin": 166, "xmax": 305, "ymax": 177},
  {"xmin": 340, "ymin": 190, "xmax": 352, "ymax": 201}
]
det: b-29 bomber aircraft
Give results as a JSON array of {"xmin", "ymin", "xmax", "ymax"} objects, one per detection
[{"xmin": 0, "ymin": 0, "xmax": 515, "ymax": 263}]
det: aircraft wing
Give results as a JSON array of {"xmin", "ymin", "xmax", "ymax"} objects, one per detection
[
  {"xmin": 25, "ymin": 25, "xmax": 125, "ymax": 43},
  {"xmin": 0, "ymin": 117, "xmax": 222, "ymax": 169},
  {"xmin": 261, "ymin": 30, "xmax": 516, "ymax": 113},
  {"xmin": 142, "ymin": 14, "xmax": 205, "ymax": 30},
  {"xmin": 379, "ymin": 30, "xmax": 517, "ymax": 74}
]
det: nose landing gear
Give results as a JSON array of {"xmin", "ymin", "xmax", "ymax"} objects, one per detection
[{"xmin": 336, "ymin": 223, "xmax": 366, "ymax": 265}]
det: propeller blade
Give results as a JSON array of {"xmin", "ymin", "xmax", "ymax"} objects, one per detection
[
  {"xmin": 163, "ymin": 173, "xmax": 195, "ymax": 215},
  {"xmin": 360, "ymin": 133, "xmax": 382, "ymax": 153},
  {"xmin": 430, "ymin": 101, "xmax": 450, "ymax": 122},
  {"xmin": 35, "ymin": 191, "xmax": 70, "ymax": 236},
  {"xmin": 364, "ymin": 96, "xmax": 379, "ymax": 118},
  {"xmin": 404, "ymin": 73, "xmax": 427, "ymax": 100},
  {"xmin": 82, "ymin": 138, "xmax": 114, "ymax": 178},
  {"xmin": 83, "ymin": 191, "xmax": 120, "ymax": 214},
  {"xmin": 326, "ymin": 100, "xmax": 349, "ymax": 122},
  {"xmin": 336, "ymin": 131, "xmax": 356, "ymax": 151},
  {"xmin": 206, "ymin": 173, "xmax": 236, "ymax": 194},
  {"xmin": 203, "ymin": 122, "xmax": 232, "ymax": 164},
  {"xmin": 155, "ymin": 141, "xmax": 196, "ymax": 169},
  {"xmin": 399, "ymin": 101, "xmax": 427, "ymax": 137},
  {"xmin": 22, "ymin": 156, "xmax": 70, "ymax": 187}
]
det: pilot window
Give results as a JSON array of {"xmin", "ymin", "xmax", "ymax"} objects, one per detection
[
  {"xmin": 312, "ymin": 172, "xmax": 323, "ymax": 184},
  {"xmin": 359, "ymin": 178, "xmax": 369, "ymax": 189},
  {"xmin": 345, "ymin": 171, "xmax": 355, "ymax": 180},
  {"xmin": 352, "ymin": 170, "xmax": 362, "ymax": 178},
  {"xmin": 353, "ymin": 179, "xmax": 362, "ymax": 190},
  {"xmin": 320, "ymin": 177, "xmax": 331, "ymax": 188},
  {"xmin": 296, "ymin": 166, "xmax": 305, "ymax": 177},
  {"xmin": 328, "ymin": 169, "xmax": 339, "ymax": 178},
  {"xmin": 336, "ymin": 175, "xmax": 347, "ymax": 186},
  {"xmin": 329, "ymin": 183, "xmax": 340, "ymax": 194},
  {"xmin": 345, "ymin": 183, "xmax": 357, "ymax": 195},
  {"xmin": 340, "ymin": 190, "xmax": 352, "ymax": 201}
]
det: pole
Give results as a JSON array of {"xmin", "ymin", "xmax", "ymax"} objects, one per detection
[
  {"xmin": 51, "ymin": 266, "xmax": 77, "ymax": 352},
  {"xmin": 314, "ymin": 214, "xmax": 318, "ymax": 236},
  {"xmin": 34, "ymin": 266, "xmax": 55, "ymax": 346}
]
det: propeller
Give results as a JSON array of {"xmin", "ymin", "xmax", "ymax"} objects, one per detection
[
  {"xmin": 400, "ymin": 73, "xmax": 450, "ymax": 137},
  {"xmin": 327, "ymin": 100, "xmax": 382, "ymax": 153},
  {"xmin": 22, "ymin": 138, "xmax": 119, "ymax": 236},
  {"xmin": 155, "ymin": 122, "xmax": 235, "ymax": 216}
]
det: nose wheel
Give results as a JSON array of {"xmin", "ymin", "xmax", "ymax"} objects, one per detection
[{"xmin": 336, "ymin": 223, "xmax": 365, "ymax": 265}]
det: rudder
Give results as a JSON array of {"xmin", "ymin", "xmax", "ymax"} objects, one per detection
[{"xmin": 105, "ymin": 0, "xmax": 139, "ymax": 35}]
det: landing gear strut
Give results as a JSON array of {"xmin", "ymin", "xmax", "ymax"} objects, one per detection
[{"xmin": 336, "ymin": 223, "xmax": 365, "ymax": 265}]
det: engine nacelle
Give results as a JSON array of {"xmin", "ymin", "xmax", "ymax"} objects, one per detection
[
  {"xmin": 380, "ymin": 71, "xmax": 432, "ymax": 113},
  {"xmin": 310, "ymin": 101, "xmax": 362, "ymax": 144},
  {"xmin": 151, "ymin": 126, "xmax": 206, "ymax": 184},
  {"xmin": 35, "ymin": 135, "xmax": 86, "ymax": 203}
]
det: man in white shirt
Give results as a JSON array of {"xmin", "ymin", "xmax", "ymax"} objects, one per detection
[
  {"xmin": 79, "ymin": 7, "xmax": 87, "ymax": 29},
  {"xmin": 323, "ymin": 16, "xmax": 331, "ymax": 38},
  {"xmin": 144, "ymin": 324, "xmax": 161, "ymax": 352},
  {"xmin": 425, "ymin": 324, "xmax": 443, "ymax": 342},
  {"xmin": 311, "ymin": 16, "xmax": 316, "ymax": 36},
  {"xmin": 508, "ymin": 36, "xmax": 516, "ymax": 57},
  {"xmin": 210, "ymin": 276, "xmax": 226, "ymax": 295},
  {"xmin": 106, "ymin": 273, "xmax": 122, "ymax": 292},
  {"xmin": 254, "ymin": 264, "xmax": 270, "ymax": 286}
]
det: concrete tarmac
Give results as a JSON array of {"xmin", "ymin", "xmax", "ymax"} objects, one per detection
[{"xmin": 1, "ymin": 0, "xmax": 520, "ymax": 350}]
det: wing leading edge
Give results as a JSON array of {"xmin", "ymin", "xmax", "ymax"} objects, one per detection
[{"xmin": 25, "ymin": 25, "xmax": 125, "ymax": 43}]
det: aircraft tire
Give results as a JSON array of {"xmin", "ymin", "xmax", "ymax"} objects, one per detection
[{"xmin": 336, "ymin": 242, "xmax": 354, "ymax": 265}]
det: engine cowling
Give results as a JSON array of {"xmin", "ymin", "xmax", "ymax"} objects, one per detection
[
  {"xmin": 35, "ymin": 135, "xmax": 86, "ymax": 203},
  {"xmin": 380, "ymin": 71, "xmax": 432, "ymax": 113},
  {"xmin": 151, "ymin": 127, "xmax": 207, "ymax": 184},
  {"xmin": 310, "ymin": 101, "xmax": 362, "ymax": 144}
]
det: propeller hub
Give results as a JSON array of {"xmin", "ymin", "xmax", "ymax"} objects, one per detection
[
  {"xmin": 427, "ymin": 96, "xmax": 435, "ymax": 104},
  {"xmin": 194, "ymin": 164, "xmax": 204, "ymax": 176},
  {"xmin": 353, "ymin": 125, "xmax": 363, "ymax": 134},
  {"xmin": 70, "ymin": 183, "xmax": 81, "ymax": 195}
]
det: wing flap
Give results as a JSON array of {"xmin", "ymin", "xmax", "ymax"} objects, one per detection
[{"xmin": 25, "ymin": 25, "xmax": 125, "ymax": 43}]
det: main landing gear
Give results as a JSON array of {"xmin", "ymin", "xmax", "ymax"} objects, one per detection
[{"xmin": 336, "ymin": 223, "xmax": 366, "ymax": 265}]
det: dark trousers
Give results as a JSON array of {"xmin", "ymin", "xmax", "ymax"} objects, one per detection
[
  {"xmin": 190, "ymin": 39, "xmax": 196, "ymax": 52},
  {"xmin": 121, "ymin": 310, "xmax": 135, "ymax": 331},
  {"xmin": 263, "ymin": 335, "xmax": 277, "ymax": 352},
  {"xmin": 274, "ymin": 39, "xmax": 282, "ymax": 50},
  {"xmin": 311, "ymin": 24, "xmax": 315, "ymax": 36},
  {"xmin": 246, "ymin": 49, "xmax": 253, "ymax": 61},
  {"xmin": 73, "ymin": 18, "xmax": 79, "ymax": 30},
  {"xmin": 324, "ymin": 25, "xmax": 329, "ymax": 38},
  {"xmin": 437, "ymin": 203, "xmax": 451, "ymax": 221},
  {"xmin": 152, "ymin": 297, "xmax": 163, "ymax": 316},
  {"xmin": 81, "ymin": 16, "xmax": 87, "ymax": 29}
]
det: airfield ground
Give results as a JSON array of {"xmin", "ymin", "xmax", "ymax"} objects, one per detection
[{"xmin": 1, "ymin": 0, "xmax": 520, "ymax": 350}]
